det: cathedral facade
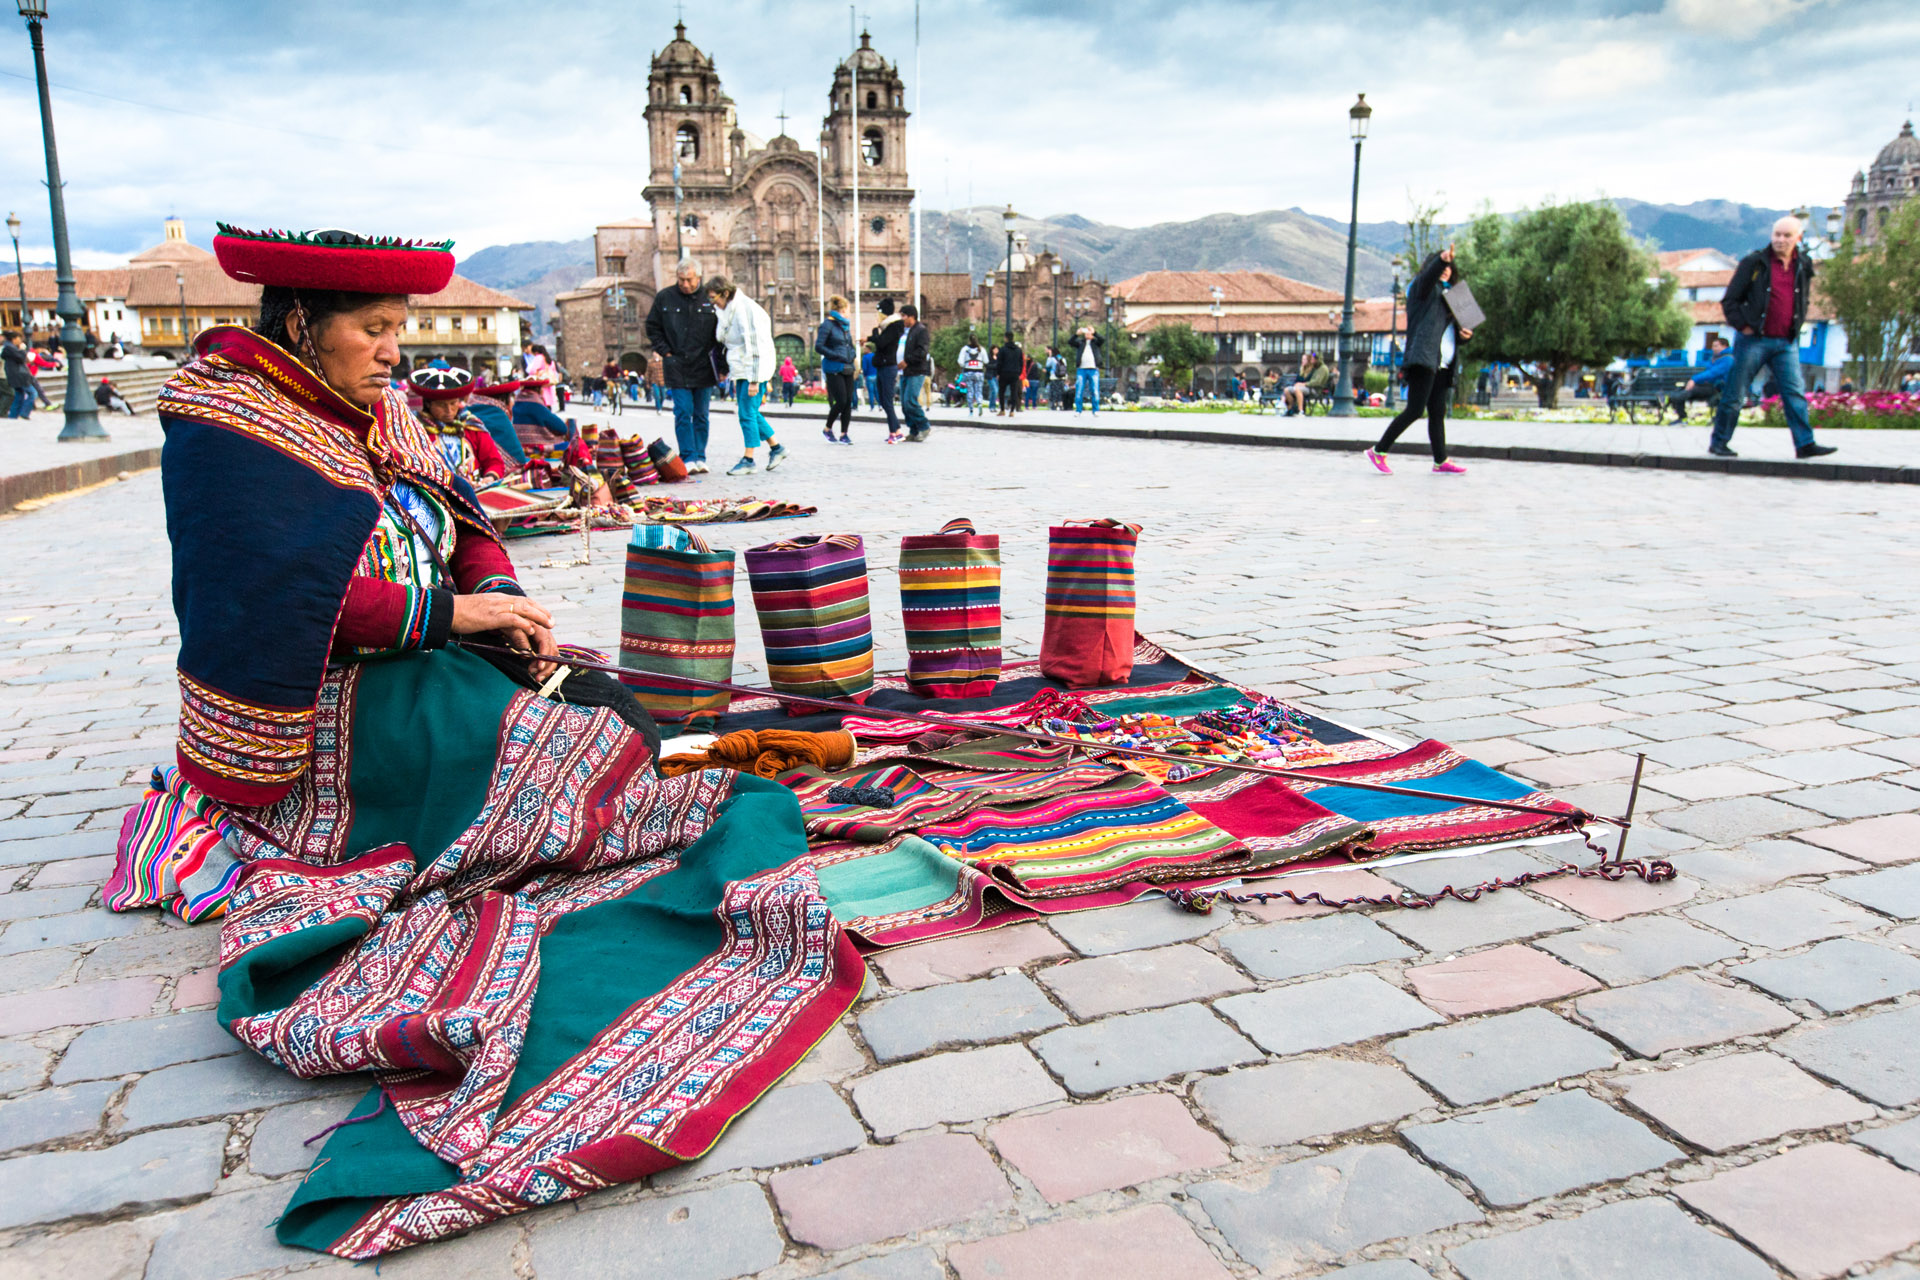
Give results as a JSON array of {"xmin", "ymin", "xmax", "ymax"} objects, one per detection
[
  {"xmin": 559, "ymin": 24, "xmax": 967, "ymax": 373},
  {"xmin": 1844, "ymin": 120, "xmax": 1920, "ymax": 246}
]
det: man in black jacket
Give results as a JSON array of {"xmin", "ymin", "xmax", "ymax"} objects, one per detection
[
  {"xmin": 870, "ymin": 298, "xmax": 906, "ymax": 442},
  {"xmin": 645, "ymin": 257, "xmax": 720, "ymax": 472},
  {"xmin": 1711, "ymin": 217, "xmax": 1834, "ymax": 460},
  {"xmin": 897, "ymin": 304, "xmax": 932, "ymax": 442},
  {"xmin": 994, "ymin": 336, "xmax": 1024, "ymax": 416}
]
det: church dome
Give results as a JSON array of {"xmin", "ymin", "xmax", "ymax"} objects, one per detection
[
  {"xmin": 654, "ymin": 21, "xmax": 713, "ymax": 69},
  {"xmin": 1874, "ymin": 121, "xmax": 1919, "ymax": 171},
  {"xmin": 842, "ymin": 31, "xmax": 890, "ymax": 75}
]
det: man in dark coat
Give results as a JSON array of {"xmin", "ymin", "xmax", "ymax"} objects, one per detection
[
  {"xmin": 1711, "ymin": 216, "xmax": 1834, "ymax": 460},
  {"xmin": 2, "ymin": 331, "xmax": 32, "ymax": 419},
  {"xmin": 994, "ymin": 335, "xmax": 1024, "ymax": 416},
  {"xmin": 869, "ymin": 298, "xmax": 906, "ymax": 441},
  {"xmin": 897, "ymin": 304, "xmax": 932, "ymax": 442},
  {"xmin": 645, "ymin": 257, "xmax": 720, "ymax": 472}
]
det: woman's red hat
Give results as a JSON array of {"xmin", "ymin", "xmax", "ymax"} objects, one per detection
[
  {"xmin": 471, "ymin": 378, "xmax": 526, "ymax": 399},
  {"xmin": 408, "ymin": 366, "xmax": 474, "ymax": 401},
  {"xmin": 212, "ymin": 224, "xmax": 455, "ymax": 294}
]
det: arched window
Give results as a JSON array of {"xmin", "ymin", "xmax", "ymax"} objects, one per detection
[
  {"xmin": 681, "ymin": 213, "xmax": 700, "ymax": 234},
  {"xmin": 866, "ymin": 90, "xmax": 878, "ymax": 110},
  {"xmin": 676, "ymin": 123, "xmax": 699, "ymax": 160},
  {"xmin": 777, "ymin": 248, "xmax": 795, "ymax": 280},
  {"xmin": 870, "ymin": 216, "xmax": 886, "ymax": 236},
  {"xmin": 869, "ymin": 264, "xmax": 887, "ymax": 289},
  {"xmin": 678, "ymin": 85, "xmax": 693, "ymax": 104},
  {"xmin": 861, "ymin": 128, "xmax": 883, "ymax": 167}
]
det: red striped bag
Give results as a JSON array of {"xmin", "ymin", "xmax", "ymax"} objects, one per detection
[
  {"xmin": 1039, "ymin": 519, "xmax": 1142, "ymax": 688},
  {"xmin": 899, "ymin": 518, "xmax": 1001, "ymax": 697},
  {"xmin": 618, "ymin": 525, "xmax": 736, "ymax": 727}
]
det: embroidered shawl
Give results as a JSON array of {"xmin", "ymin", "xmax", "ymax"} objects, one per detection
[{"xmin": 159, "ymin": 326, "xmax": 502, "ymax": 806}]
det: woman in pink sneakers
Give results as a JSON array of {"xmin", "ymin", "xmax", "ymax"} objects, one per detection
[{"xmin": 1367, "ymin": 245, "xmax": 1472, "ymax": 475}]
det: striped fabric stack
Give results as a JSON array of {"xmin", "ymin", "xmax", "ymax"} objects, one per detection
[
  {"xmin": 617, "ymin": 525, "xmax": 737, "ymax": 726},
  {"xmin": 1040, "ymin": 519, "xmax": 1143, "ymax": 688},
  {"xmin": 898, "ymin": 518, "xmax": 1002, "ymax": 697},
  {"xmin": 745, "ymin": 533, "xmax": 876, "ymax": 705},
  {"xmin": 595, "ymin": 432, "xmax": 638, "ymax": 503},
  {"xmin": 620, "ymin": 435, "xmax": 660, "ymax": 486}
]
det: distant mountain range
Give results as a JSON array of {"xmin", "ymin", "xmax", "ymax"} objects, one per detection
[{"xmin": 458, "ymin": 199, "xmax": 1830, "ymax": 334}]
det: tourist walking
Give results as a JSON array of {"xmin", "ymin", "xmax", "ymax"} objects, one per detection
[
  {"xmin": 644, "ymin": 257, "xmax": 721, "ymax": 472},
  {"xmin": 28, "ymin": 343, "xmax": 59, "ymax": 409},
  {"xmin": 870, "ymin": 299, "xmax": 906, "ymax": 442},
  {"xmin": 1711, "ymin": 216, "xmax": 1835, "ymax": 459},
  {"xmin": 708, "ymin": 274, "xmax": 787, "ymax": 475},
  {"xmin": 959, "ymin": 333, "xmax": 987, "ymax": 415},
  {"xmin": 1069, "ymin": 326, "xmax": 1103, "ymax": 414},
  {"xmin": 778, "ymin": 355, "xmax": 799, "ymax": 406},
  {"xmin": 815, "ymin": 295, "xmax": 857, "ymax": 445},
  {"xmin": 2, "ymin": 331, "xmax": 31, "ymax": 419},
  {"xmin": 995, "ymin": 336, "xmax": 1023, "ymax": 416},
  {"xmin": 1367, "ymin": 245, "xmax": 1472, "ymax": 475},
  {"xmin": 898, "ymin": 303, "xmax": 932, "ymax": 442}
]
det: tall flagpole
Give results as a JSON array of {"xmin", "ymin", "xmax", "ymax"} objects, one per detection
[
  {"xmin": 912, "ymin": 0, "xmax": 921, "ymax": 315},
  {"xmin": 816, "ymin": 133, "xmax": 826, "ymax": 325},
  {"xmin": 850, "ymin": 6, "xmax": 861, "ymax": 346}
]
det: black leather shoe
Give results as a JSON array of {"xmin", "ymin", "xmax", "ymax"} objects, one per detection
[
  {"xmin": 1708, "ymin": 444, "xmax": 1737, "ymax": 457},
  {"xmin": 1796, "ymin": 444, "xmax": 1838, "ymax": 459}
]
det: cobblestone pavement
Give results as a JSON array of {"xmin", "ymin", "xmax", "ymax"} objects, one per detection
[{"xmin": 4, "ymin": 427, "xmax": 1920, "ymax": 1280}]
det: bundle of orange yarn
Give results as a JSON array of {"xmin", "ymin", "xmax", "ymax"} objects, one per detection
[{"xmin": 657, "ymin": 728, "xmax": 857, "ymax": 779}]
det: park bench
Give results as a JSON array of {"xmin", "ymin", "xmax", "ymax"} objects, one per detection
[{"xmin": 1608, "ymin": 366, "xmax": 1698, "ymax": 424}]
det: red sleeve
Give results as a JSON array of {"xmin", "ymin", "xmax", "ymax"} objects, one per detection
[
  {"xmin": 335, "ymin": 576, "xmax": 451, "ymax": 651},
  {"xmin": 451, "ymin": 522, "xmax": 520, "ymax": 595},
  {"xmin": 467, "ymin": 427, "xmax": 508, "ymax": 480}
]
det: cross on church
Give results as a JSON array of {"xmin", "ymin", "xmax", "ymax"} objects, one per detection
[{"xmin": 776, "ymin": 102, "xmax": 790, "ymax": 138}]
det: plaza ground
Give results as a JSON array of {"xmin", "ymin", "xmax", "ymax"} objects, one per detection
[{"xmin": 2, "ymin": 425, "xmax": 1920, "ymax": 1278}]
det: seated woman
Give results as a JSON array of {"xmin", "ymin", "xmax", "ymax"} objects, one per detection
[
  {"xmin": 1284, "ymin": 351, "xmax": 1332, "ymax": 415},
  {"xmin": 510, "ymin": 378, "xmax": 581, "ymax": 460},
  {"xmin": 107, "ymin": 224, "xmax": 859, "ymax": 1260},
  {"xmin": 409, "ymin": 365, "xmax": 508, "ymax": 483},
  {"xmin": 462, "ymin": 376, "xmax": 528, "ymax": 465}
]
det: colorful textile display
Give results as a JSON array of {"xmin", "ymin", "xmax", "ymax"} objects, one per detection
[
  {"xmin": 619, "ymin": 524, "xmax": 736, "ymax": 727},
  {"xmin": 658, "ymin": 728, "xmax": 856, "ymax": 779},
  {"xmin": 899, "ymin": 517, "xmax": 1002, "ymax": 698},
  {"xmin": 745, "ymin": 534, "xmax": 876, "ymax": 706},
  {"xmin": 105, "ymin": 765, "xmax": 245, "ymax": 922},
  {"xmin": 1040, "ymin": 519, "xmax": 1141, "ymax": 689},
  {"xmin": 621, "ymin": 435, "xmax": 660, "ymax": 487},
  {"xmin": 642, "ymin": 495, "xmax": 819, "ymax": 525}
]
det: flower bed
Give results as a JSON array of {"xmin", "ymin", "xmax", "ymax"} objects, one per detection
[{"xmin": 1763, "ymin": 390, "xmax": 1920, "ymax": 429}]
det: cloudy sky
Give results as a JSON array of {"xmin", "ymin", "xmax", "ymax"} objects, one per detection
[{"xmin": 0, "ymin": 0, "xmax": 1909, "ymax": 267}]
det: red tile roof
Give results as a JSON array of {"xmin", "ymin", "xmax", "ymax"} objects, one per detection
[
  {"xmin": 1110, "ymin": 270, "xmax": 1343, "ymax": 306},
  {"xmin": 1126, "ymin": 299, "xmax": 1399, "ymax": 335}
]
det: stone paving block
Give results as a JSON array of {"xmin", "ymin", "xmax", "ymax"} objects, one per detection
[
  {"xmin": 1684, "ymin": 885, "xmax": 1881, "ymax": 949},
  {"xmin": 1528, "ymin": 870, "xmax": 1698, "ymax": 920},
  {"xmin": 0, "ymin": 1219, "xmax": 159, "ymax": 1280},
  {"xmin": 949, "ymin": 1203, "xmax": 1232, "ymax": 1280},
  {"xmin": 1795, "ymin": 813, "xmax": 1920, "ymax": 865},
  {"xmin": 144, "ymin": 1183, "xmax": 325, "ymax": 1280},
  {"xmin": 1751, "ymin": 748, "xmax": 1902, "ymax": 786},
  {"xmin": 1576, "ymin": 973, "xmax": 1798, "ymax": 1057},
  {"xmin": 1375, "ymin": 891, "xmax": 1577, "ymax": 955},
  {"xmin": 785, "ymin": 1023, "xmax": 867, "ymax": 1085},
  {"xmin": 770, "ymin": 1133, "xmax": 1013, "ymax": 1250},
  {"xmin": 533, "ymin": 1179, "xmax": 785, "ymax": 1280},
  {"xmin": 1448, "ymin": 1196, "xmax": 1775, "ymax": 1280},
  {"xmin": 1625, "ymin": 1051, "xmax": 1874, "ymax": 1153},
  {"xmin": 1192, "ymin": 1056, "xmax": 1433, "ymax": 1148},
  {"xmin": 1377, "ymin": 847, "xmax": 1554, "ymax": 896},
  {"xmin": 52, "ymin": 1009, "xmax": 238, "ymax": 1083},
  {"xmin": 0, "ymin": 1124, "xmax": 226, "ymax": 1229},
  {"xmin": 0, "ymin": 1038, "xmax": 51, "ymax": 1094},
  {"xmin": 1827, "ymin": 863, "xmax": 1920, "ymax": 920},
  {"xmin": 1388, "ymin": 1007, "xmax": 1619, "ymax": 1106},
  {"xmin": 74, "ymin": 925, "xmax": 217, "ymax": 982},
  {"xmin": 0, "ymin": 975, "xmax": 160, "ymax": 1036},
  {"xmin": 818, "ymin": 1247, "xmax": 946, "ymax": 1280},
  {"xmin": 121, "ymin": 1051, "xmax": 358, "ymax": 1128},
  {"xmin": 1660, "ymin": 796, "xmax": 1831, "ymax": 843},
  {"xmin": 1534, "ymin": 915, "xmax": 1743, "ymax": 985},
  {"xmin": 1678, "ymin": 1143, "xmax": 1920, "ymax": 1280},
  {"xmin": 1191, "ymin": 1144, "xmax": 1479, "ymax": 1274},
  {"xmin": 1781, "ymin": 1003, "xmax": 1920, "ymax": 1105},
  {"xmin": 1859, "ymin": 1115, "xmax": 1920, "ymax": 1174},
  {"xmin": 1235, "ymin": 868, "xmax": 1400, "ymax": 920},
  {"xmin": 1407, "ymin": 943, "xmax": 1599, "ymax": 1016},
  {"xmin": 871, "ymin": 921, "xmax": 1069, "ymax": 990},
  {"xmin": 1048, "ymin": 896, "xmax": 1227, "ymax": 956},
  {"xmin": 1734, "ymin": 939, "xmax": 1920, "ymax": 1013},
  {"xmin": 657, "ymin": 1080, "xmax": 869, "ymax": 1185},
  {"xmin": 988, "ymin": 1092, "xmax": 1228, "ymax": 1203},
  {"xmin": 0, "ymin": 885, "xmax": 94, "ymax": 922},
  {"xmin": 171, "ymin": 966, "xmax": 218, "ymax": 1010},
  {"xmin": 0, "ymin": 948, "xmax": 72, "ymax": 997},
  {"xmin": 1318, "ymin": 1263, "xmax": 1436, "ymax": 1280},
  {"xmin": 0, "ymin": 909, "xmax": 150, "ymax": 957},
  {"xmin": 851, "ymin": 1043, "xmax": 1064, "ymax": 1137},
  {"xmin": 1039, "ymin": 943, "xmax": 1251, "ymax": 1017},
  {"xmin": 31, "ymin": 852, "xmax": 117, "ymax": 887},
  {"xmin": 856, "ymin": 972, "xmax": 1067, "ymax": 1062},
  {"xmin": 1651, "ymin": 765, "xmax": 1791, "ymax": 801},
  {"xmin": 1676, "ymin": 840, "xmax": 1864, "ymax": 889},
  {"xmin": 1793, "ymin": 780, "xmax": 1920, "ymax": 820},
  {"xmin": 247, "ymin": 1092, "xmax": 358, "ymax": 1176},
  {"xmin": 1216, "ymin": 914, "xmax": 1414, "ymax": 982},
  {"xmin": 1031, "ymin": 1002, "xmax": 1260, "ymax": 1096},
  {"xmin": 0, "ymin": 1079, "xmax": 116, "ymax": 1153},
  {"xmin": 1639, "ymin": 735, "xmax": 1766, "ymax": 769},
  {"xmin": 1216, "ymin": 972, "xmax": 1444, "ymax": 1057},
  {"xmin": 348, "ymin": 1219, "xmax": 522, "ymax": 1279},
  {"xmin": 1404, "ymin": 1088, "xmax": 1681, "ymax": 1207}
]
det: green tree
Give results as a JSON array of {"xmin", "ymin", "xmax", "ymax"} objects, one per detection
[
  {"xmin": 1090, "ymin": 321, "xmax": 1141, "ymax": 392},
  {"xmin": 1821, "ymin": 199, "xmax": 1920, "ymax": 391},
  {"xmin": 1397, "ymin": 192, "xmax": 1448, "ymax": 279},
  {"xmin": 1458, "ymin": 200, "xmax": 1690, "ymax": 409},
  {"xmin": 1143, "ymin": 322, "xmax": 1214, "ymax": 391}
]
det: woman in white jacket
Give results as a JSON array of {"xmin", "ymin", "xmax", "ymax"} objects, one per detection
[{"xmin": 707, "ymin": 275, "xmax": 787, "ymax": 476}]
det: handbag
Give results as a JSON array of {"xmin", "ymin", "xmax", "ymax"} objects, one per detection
[
  {"xmin": 899, "ymin": 517, "xmax": 1001, "ymax": 697},
  {"xmin": 709, "ymin": 345, "xmax": 731, "ymax": 386},
  {"xmin": 647, "ymin": 438, "xmax": 689, "ymax": 483},
  {"xmin": 618, "ymin": 525, "xmax": 736, "ymax": 728},
  {"xmin": 1039, "ymin": 518, "xmax": 1142, "ymax": 688},
  {"xmin": 744, "ymin": 533, "xmax": 875, "ymax": 708}
]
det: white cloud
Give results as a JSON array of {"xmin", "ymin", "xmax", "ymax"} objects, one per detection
[{"xmin": 1666, "ymin": 0, "xmax": 1820, "ymax": 33}]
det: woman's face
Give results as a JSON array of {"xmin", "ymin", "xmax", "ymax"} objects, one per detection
[{"xmin": 300, "ymin": 298, "xmax": 407, "ymax": 409}]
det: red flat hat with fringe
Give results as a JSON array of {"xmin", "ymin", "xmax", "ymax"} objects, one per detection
[
  {"xmin": 471, "ymin": 378, "xmax": 526, "ymax": 399},
  {"xmin": 408, "ymin": 366, "xmax": 474, "ymax": 401},
  {"xmin": 212, "ymin": 223, "xmax": 455, "ymax": 294}
]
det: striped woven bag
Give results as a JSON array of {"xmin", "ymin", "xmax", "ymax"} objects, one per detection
[
  {"xmin": 1040, "ymin": 518, "xmax": 1143, "ymax": 688},
  {"xmin": 899, "ymin": 517, "xmax": 1001, "ymax": 697},
  {"xmin": 617, "ymin": 525, "xmax": 736, "ymax": 727},
  {"xmin": 745, "ymin": 533, "xmax": 875, "ymax": 707},
  {"xmin": 594, "ymin": 433, "xmax": 638, "ymax": 503},
  {"xmin": 620, "ymin": 435, "xmax": 659, "ymax": 486},
  {"xmin": 648, "ymin": 438, "xmax": 688, "ymax": 483}
]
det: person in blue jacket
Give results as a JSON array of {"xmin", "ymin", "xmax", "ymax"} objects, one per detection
[
  {"xmin": 465, "ymin": 379, "xmax": 529, "ymax": 466},
  {"xmin": 1667, "ymin": 334, "xmax": 1732, "ymax": 423}
]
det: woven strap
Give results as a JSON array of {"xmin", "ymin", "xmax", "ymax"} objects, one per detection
[
  {"xmin": 1061, "ymin": 518, "xmax": 1143, "ymax": 534},
  {"xmin": 761, "ymin": 532, "xmax": 862, "ymax": 553},
  {"xmin": 937, "ymin": 517, "xmax": 977, "ymax": 536}
]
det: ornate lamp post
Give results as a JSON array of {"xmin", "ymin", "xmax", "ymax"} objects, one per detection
[
  {"xmin": 1385, "ymin": 270, "xmax": 1400, "ymax": 409},
  {"xmin": 18, "ymin": 0, "xmax": 104, "ymax": 439},
  {"xmin": 1331, "ymin": 92, "xmax": 1371, "ymax": 419},
  {"xmin": 1001, "ymin": 204, "xmax": 1017, "ymax": 341},
  {"xmin": 1210, "ymin": 285, "xmax": 1225, "ymax": 397},
  {"xmin": 6, "ymin": 212, "xmax": 26, "ymax": 336}
]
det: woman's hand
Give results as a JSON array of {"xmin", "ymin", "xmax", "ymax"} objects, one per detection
[
  {"xmin": 451, "ymin": 593, "xmax": 560, "ymax": 679},
  {"xmin": 1458, "ymin": 327, "xmax": 1473, "ymax": 341},
  {"xmin": 1441, "ymin": 244, "xmax": 1454, "ymax": 263}
]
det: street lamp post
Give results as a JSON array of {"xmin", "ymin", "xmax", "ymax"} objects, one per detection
[
  {"xmin": 1331, "ymin": 92, "xmax": 1371, "ymax": 419},
  {"xmin": 18, "ymin": 0, "xmax": 104, "ymax": 439},
  {"xmin": 1385, "ymin": 270, "xmax": 1400, "ymax": 409},
  {"xmin": 1002, "ymin": 204, "xmax": 1017, "ymax": 343},
  {"xmin": 175, "ymin": 270, "xmax": 188, "ymax": 355},
  {"xmin": 1050, "ymin": 258, "xmax": 1062, "ymax": 353},
  {"xmin": 6, "ymin": 212, "xmax": 26, "ymax": 337}
]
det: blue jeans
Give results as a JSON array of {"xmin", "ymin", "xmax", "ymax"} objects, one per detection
[
  {"xmin": 1714, "ymin": 333, "xmax": 1813, "ymax": 451},
  {"xmin": 6, "ymin": 387, "xmax": 31, "ymax": 418},
  {"xmin": 1075, "ymin": 368, "xmax": 1100, "ymax": 413},
  {"xmin": 875, "ymin": 365, "xmax": 902, "ymax": 435},
  {"xmin": 963, "ymin": 372, "xmax": 984, "ymax": 411},
  {"xmin": 902, "ymin": 374, "xmax": 929, "ymax": 436},
  {"xmin": 863, "ymin": 373, "xmax": 878, "ymax": 409},
  {"xmin": 670, "ymin": 385, "xmax": 712, "ymax": 462},
  {"xmin": 735, "ymin": 378, "xmax": 775, "ymax": 449}
]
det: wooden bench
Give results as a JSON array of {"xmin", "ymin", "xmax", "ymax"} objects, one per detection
[{"xmin": 1608, "ymin": 366, "xmax": 1698, "ymax": 424}]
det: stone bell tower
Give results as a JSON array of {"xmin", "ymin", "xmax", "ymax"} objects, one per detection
[{"xmin": 821, "ymin": 31, "xmax": 913, "ymax": 303}]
